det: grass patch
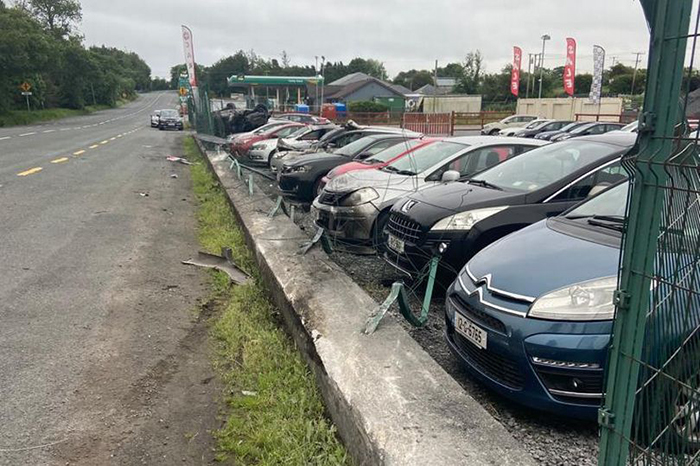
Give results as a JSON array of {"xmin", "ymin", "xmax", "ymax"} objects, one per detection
[
  {"xmin": 184, "ymin": 137, "xmax": 350, "ymax": 465},
  {"xmin": 0, "ymin": 98, "xmax": 132, "ymax": 127}
]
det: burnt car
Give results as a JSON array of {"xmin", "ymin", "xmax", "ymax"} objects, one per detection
[
  {"xmin": 278, "ymin": 134, "xmax": 420, "ymax": 203},
  {"xmin": 384, "ymin": 133, "xmax": 636, "ymax": 280}
]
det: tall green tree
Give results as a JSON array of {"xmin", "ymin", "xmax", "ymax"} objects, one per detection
[
  {"xmin": 29, "ymin": 0, "xmax": 81, "ymax": 37},
  {"xmin": 454, "ymin": 50, "xmax": 483, "ymax": 94}
]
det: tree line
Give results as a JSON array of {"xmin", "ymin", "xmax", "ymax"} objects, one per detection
[{"xmin": 0, "ymin": 0, "xmax": 152, "ymax": 114}]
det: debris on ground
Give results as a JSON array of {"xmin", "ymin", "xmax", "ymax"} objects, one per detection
[
  {"xmin": 182, "ymin": 248, "xmax": 249, "ymax": 285},
  {"xmin": 139, "ymin": 192, "xmax": 149, "ymax": 197},
  {"xmin": 170, "ymin": 174, "xmax": 179, "ymax": 179},
  {"xmin": 167, "ymin": 156, "xmax": 193, "ymax": 165}
]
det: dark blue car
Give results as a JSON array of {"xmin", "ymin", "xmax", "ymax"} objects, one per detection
[{"xmin": 444, "ymin": 182, "xmax": 629, "ymax": 419}]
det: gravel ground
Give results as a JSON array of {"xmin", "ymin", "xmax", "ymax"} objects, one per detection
[{"xmin": 232, "ymin": 161, "xmax": 599, "ymax": 466}]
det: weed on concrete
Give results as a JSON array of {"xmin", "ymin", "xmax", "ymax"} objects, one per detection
[{"xmin": 184, "ymin": 137, "xmax": 349, "ymax": 465}]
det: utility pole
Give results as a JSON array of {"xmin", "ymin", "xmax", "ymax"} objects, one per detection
[
  {"xmin": 630, "ymin": 51, "xmax": 645, "ymax": 95},
  {"xmin": 525, "ymin": 54, "xmax": 533, "ymax": 99},
  {"xmin": 320, "ymin": 56, "xmax": 326, "ymax": 108},
  {"xmin": 538, "ymin": 34, "xmax": 550, "ymax": 99},
  {"xmin": 314, "ymin": 56, "xmax": 319, "ymax": 114},
  {"xmin": 434, "ymin": 59, "xmax": 438, "ymax": 98}
]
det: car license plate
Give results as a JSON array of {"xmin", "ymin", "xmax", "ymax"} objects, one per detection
[
  {"xmin": 455, "ymin": 313, "xmax": 487, "ymax": 350},
  {"xmin": 387, "ymin": 234, "xmax": 404, "ymax": 254}
]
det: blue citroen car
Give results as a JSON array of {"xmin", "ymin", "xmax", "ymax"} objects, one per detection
[{"xmin": 444, "ymin": 181, "xmax": 629, "ymax": 419}]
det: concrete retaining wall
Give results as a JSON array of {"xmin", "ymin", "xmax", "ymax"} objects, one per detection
[{"xmin": 195, "ymin": 138, "xmax": 536, "ymax": 466}]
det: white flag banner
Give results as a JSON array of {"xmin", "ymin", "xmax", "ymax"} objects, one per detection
[
  {"xmin": 590, "ymin": 45, "xmax": 605, "ymax": 104},
  {"xmin": 181, "ymin": 25, "xmax": 197, "ymax": 87}
]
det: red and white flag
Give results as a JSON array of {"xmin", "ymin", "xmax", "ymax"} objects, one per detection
[
  {"xmin": 182, "ymin": 25, "xmax": 197, "ymax": 87},
  {"xmin": 564, "ymin": 38, "xmax": 576, "ymax": 96},
  {"xmin": 511, "ymin": 46, "xmax": 522, "ymax": 97}
]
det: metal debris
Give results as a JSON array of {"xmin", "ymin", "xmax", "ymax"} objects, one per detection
[
  {"xmin": 182, "ymin": 248, "xmax": 249, "ymax": 285},
  {"xmin": 166, "ymin": 155, "xmax": 193, "ymax": 165}
]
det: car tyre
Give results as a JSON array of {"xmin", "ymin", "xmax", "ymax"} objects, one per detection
[
  {"xmin": 372, "ymin": 210, "xmax": 391, "ymax": 251},
  {"xmin": 268, "ymin": 150, "xmax": 278, "ymax": 168},
  {"xmin": 489, "ymin": 128, "xmax": 500, "ymax": 135}
]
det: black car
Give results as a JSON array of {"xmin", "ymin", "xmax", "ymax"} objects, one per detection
[
  {"xmin": 534, "ymin": 121, "xmax": 590, "ymax": 141},
  {"xmin": 278, "ymin": 134, "xmax": 419, "ymax": 203},
  {"xmin": 158, "ymin": 109, "xmax": 184, "ymax": 131},
  {"xmin": 550, "ymin": 122, "xmax": 625, "ymax": 142},
  {"xmin": 383, "ymin": 132, "xmax": 636, "ymax": 279},
  {"xmin": 512, "ymin": 120, "xmax": 572, "ymax": 138}
]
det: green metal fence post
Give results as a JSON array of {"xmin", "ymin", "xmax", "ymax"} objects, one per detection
[{"xmin": 598, "ymin": 1, "xmax": 693, "ymax": 465}]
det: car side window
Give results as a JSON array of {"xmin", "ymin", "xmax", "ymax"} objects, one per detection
[
  {"xmin": 550, "ymin": 161, "xmax": 625, "ymax": 202},
  {"xmin": 469, "ymin": 146, "xmax": 517, "ymax": 173},
  {"xmin": 275, "ymin": 126, "xmax": 301, "ymax": 137},
  {"xmin": 300, "ymin": 130, "xmax": 321, "ymax": 140},
  {"xmin": 359, "ymin": 140, "xmax": 399, "ymax": 158},
  {"xmin": 588, "ymin": 124, "xmax": 607, "ymax": 135}
]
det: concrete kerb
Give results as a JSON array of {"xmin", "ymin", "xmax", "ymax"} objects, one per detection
[{"xmin": 194, "ymin": 137, "xmax": 536, "ymax": 466}]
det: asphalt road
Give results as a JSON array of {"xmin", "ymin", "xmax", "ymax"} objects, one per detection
[{"xmin": 0, "ymin": 92, "xmax": 220, "ymax": 465}]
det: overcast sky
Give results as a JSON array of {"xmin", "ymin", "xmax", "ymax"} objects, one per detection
[{"xmin": 79, "ymin": 0, "xmax": 651, "ymax": 80}]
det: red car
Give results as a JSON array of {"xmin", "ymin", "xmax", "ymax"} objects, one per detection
[
  {"xmin": 230, "ymin": 123, "xmax": 305, "ymax": 157},
  {"xmin": 322, "ymin": 138, "xmax": 438, "ymax": 185}
]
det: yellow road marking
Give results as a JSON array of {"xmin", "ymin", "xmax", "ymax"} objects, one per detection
[
  {"xmin": 100, "ymin": 140, "xmax": 108, "ymax": 145},
  {"xmin": 109, "ymin": 137, "xmax": 116, "ymax": 141},
  {"xmin": 117, "ymin": 134, "xmax": 123, "ymax": 138},
  {"xmin": 73, "ymin": 150, "xmax": 86, "ymax": 156},
  {"xmin": 51, "ymin": 157, "xmax": 69, "ymax": 164},
  {"xmin": 89, "ymin": 144, "xmax": 99, "ymax": 149},
  {"xmin": 18, "ymin": 167, "xmax": 43, "ymax": 177}
]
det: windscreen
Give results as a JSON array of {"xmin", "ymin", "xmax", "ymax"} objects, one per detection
[
  {"xmin": 570, "ymin": 122, "xmax": 597, "ymax": 134},
  {"xmin": 384, "ymin": 141, "xmax": 467, "ymax": 175},
  {"xmin": 364, "ymin": 139, "xmax": 423, "ymax": 164},
  {"xmin": 161, "ymin": 110, "xmax": 178, "ymax": 118},
  {"xmin": 566, "ymin": 182, "xmax": 629, "ymax": 218},
  {"xmin": 474, "ymin": 140, "xmax": 620, "ymax": 192},
  {"xmin": 334, "ymin": 136, "xmax": 377, "ymax": 157}
]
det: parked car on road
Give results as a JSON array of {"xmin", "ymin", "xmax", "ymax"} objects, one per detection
[
  {"xmin": 278, "ymin": 134, "xmax": 419, "ymax": 203},
  {"xmin": 158, "ymin": 109, "xmax": 183, "ymax": 131},
  {"xmin": 273, "ymin": 113, "xmax": 331, "ymax": 125},
  {"xmin": 313, "ymin": 137, "xmax": 548, "ymax": 248},
  {"xmin": 150, "ymin": 110, "xmax": 162, "ymax": 128},
  {"xmin": 499, "ymin": 119, "xmax": 552, "ymax": 136},
  {"xmin": 383, "ymin": 133, "xmax": 635, "ymax": 279},
  {"xmin": 534, "ymin": 121, "xmax": 591, "ymax": 141},
  {"xmin": 445, "ymin": 181, "xmax": 629, "ymax": 419},
  {"xmin": 481, "ymin": 115, "xmax": 538, "ymax": 135},
  {"xmin": 512, "ymin": 120, "xmax": 573, "ymax": 138},
  {"xmin": 230, "ymin": 123, "xmax": 305, "ymax": 163},
  {"xmin": 550, "ymin": 122, "xmax": 625, "ymax": 142}
]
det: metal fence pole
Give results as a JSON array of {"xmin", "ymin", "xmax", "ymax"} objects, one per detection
[{"xmin": 598, "ymin": 1, "xmax": 693, "ymax": 465}]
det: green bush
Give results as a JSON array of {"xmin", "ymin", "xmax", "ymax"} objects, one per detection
[{"xmin": 347, "ymin": 100, "xmax": 388, "ymax": 113}]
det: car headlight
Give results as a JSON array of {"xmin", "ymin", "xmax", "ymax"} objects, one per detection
[
  {"xmin": 340, "ymin": 187, "xmax": 379, "ymax": 206},
  {"xmin": 289, "ymin": 165, "xmax": 309, "ymax": 173},
  {"xmin": 273, "ymin": 151, "xmax": 287, "ymax": 159},
  {"xmin": 251, "ymin": 143, "xmax": 268, "ymax": 150},
  {"xmin": 430, "ymin": 206, "xmax": 507, "ymax": 231},
  {"xmin": 528, "ymin": 276, "xmax": 618, "ymax": 321}
]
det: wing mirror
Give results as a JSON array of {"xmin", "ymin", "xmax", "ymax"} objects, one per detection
[{"xmin": 441, "ymin": 170, "xmax": 461, "ymax": 182}]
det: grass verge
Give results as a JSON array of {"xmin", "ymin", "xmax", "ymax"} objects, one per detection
[
  {"xmin": 0, "ymin": 98, "xmax": 132, "ymax": 127},
  {"xmin": 184, "ymin": 137, "xmax": 350, "ymax": 465}
]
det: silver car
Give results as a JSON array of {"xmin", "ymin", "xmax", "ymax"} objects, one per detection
[{"xmin": 311, "ymin": 136, "xmax": 549, "ymax": 248}]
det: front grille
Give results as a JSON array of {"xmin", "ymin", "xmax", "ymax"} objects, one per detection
[
  {"xmin": 448, "ymin": 322, "xmax": 524, "ymax": 389},
  {"xmin": 450, "ymin": 294, "xmax": 507, "ymax": 335},
  {"xmin": 387, "ymin": 214, "xmax": 423, "ymax": 243},
  {"xmin": 318, "ymin": 191, "xmax": 345, "ymax": 205}
]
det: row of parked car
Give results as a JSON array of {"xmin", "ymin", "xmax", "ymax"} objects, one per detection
[
  {"xmin": 481, "ymin": 113, "xmax": 637, "ymax": 140},
  {"xmin": 227, "ymin": 113, "xmax": 696, "ymax": 442}
]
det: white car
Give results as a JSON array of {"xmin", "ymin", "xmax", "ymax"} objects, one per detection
[
  {"xmin": 499, "ymin": 118, "xmax": 552, "ymax": 136},
  {"xmin": 481, "ymin": 114, "xmax": 538, "ymax": 135}
]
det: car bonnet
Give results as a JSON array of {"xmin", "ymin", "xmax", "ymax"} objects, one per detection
[{"xmin": 465, "ymin": 220, "xmax": 619, "ymax": 300}]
